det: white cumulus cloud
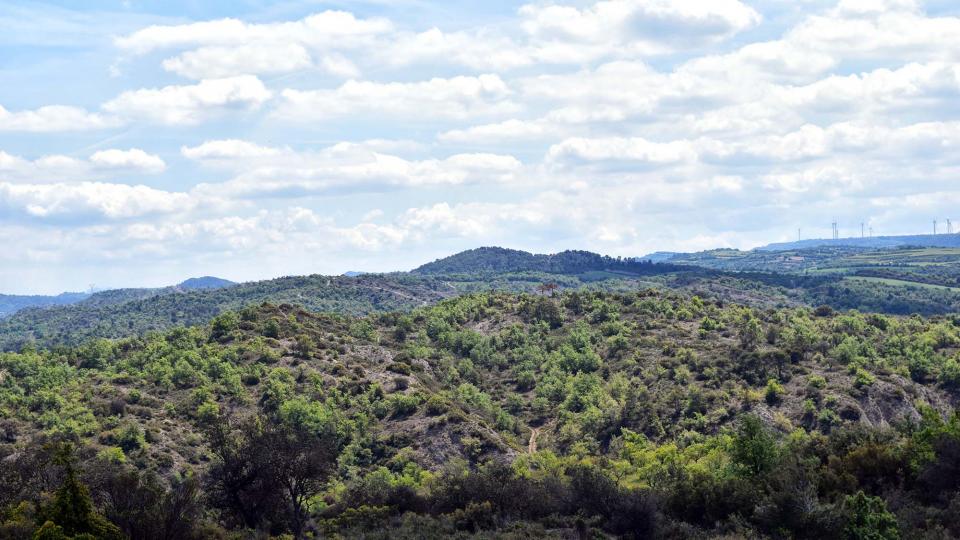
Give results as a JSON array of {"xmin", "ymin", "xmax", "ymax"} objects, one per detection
[
  {"xmin": 0, "ymin": 104, "xmax": 119, "ymax": 132},
  {"xmin": 89, "ymin": 148, "xmax": 166, "ymax": 173},
  {"xmin": 276, "ymin": 74, "xmax": 515, "ymax": 121},
  {"xmin": 181, "ymin": 139, "xmax": 285, "ymax": 160},
  {"xmin": 102, "ymin": 76, "xmax": 272, "ymax": 125},
  {"xmin": 0, "ymin": 182, "xmax": 192, "ymax": 220}
]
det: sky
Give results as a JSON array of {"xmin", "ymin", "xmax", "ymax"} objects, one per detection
[{"xmin": 2, "ymin": 0, "xmax": 960, "ymax": 294}]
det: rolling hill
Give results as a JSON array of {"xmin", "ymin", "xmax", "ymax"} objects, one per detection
[
  {"xmin": 0, "ymin": 274, "xmax": 453, "ymax": 351},
  {"xmin": 177, "ymin": 276, "xmax": 236, "ymax": 290},
  {"xmin": 5, "ymin": 246, "xmax": 960, "ymax": 352},
  {"xmin": 2, "ymin": 289, "xmax": 960, "ymax": 537},
  {"xmin": 414, "ymin": 246, "xmax": 682, "ymax": 276}
]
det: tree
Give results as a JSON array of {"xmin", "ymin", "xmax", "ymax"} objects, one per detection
[
  {"xmin": 765, "ymin": 379, "xmax": 785, "ymax": 405},
  {"xmin": 523, "ymin": 296, "xmax": 563, "ymax": 328},
  {"xmin": 36, "ymin": 444, "xmax": 123, "ymax": 540},
  {"xmin": 204, "ymin": 416, "xmax": 284, "ymax": 531},
  {"xmin": 842, "ymin": 491, "xmax": 899, "ymax": 540},
  {"xmin": 92, "ymin": 466, "xmax": 203, "ymax": 540},
  {"xmin": 783, "ymin": 317, "xmax": 819, "ymax": 360},
  {"xmin": 738, "ymin": 314, "xmax": 763, "ymax": 351},
  {"xmin": 204, "ymin": 411, "xmax": 338, "ymax": 538},
  {"xmin": 263, "ymin": 319, "xmax": 281, "ymax": 339},
  {"xmin": 210, "ymin": 311, "xmax": 239, "ymax": 342},
  {"xmin": 732, "ymin": 415, "xmax": 778, "ymax": 477},
  {"xmin": 268, "ymin": 421, "xmax": 337, "ymax": 537}
]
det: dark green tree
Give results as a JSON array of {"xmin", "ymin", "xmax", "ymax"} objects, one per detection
[
  {"xmin": 36, "ymin": 445, "xmax": 122, "ymax": 540},
  {"xmin": 732, "ymin": 415, "xmax": 778, "ymax": 477},
  {"xmin": 842, "ymin": 491, "xmax": 899, "ymax": 540}
]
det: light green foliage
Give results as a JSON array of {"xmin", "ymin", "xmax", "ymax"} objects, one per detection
[
  {"xmin": 96, "ymin": 447, "xmax": 126, "ymax": 464},
  {"xmin": 738, "ymin": 313, "xmax": 763, "ymax": 350},
  {"xmin": 783, "ymin": 315, "xmax": 819, "ymax": 357},
  {"xmin": 210, "ymin": 311, "xmax": 240, "ymax": 342},
  {"xmin": 349, "ymin": 320, "xmax": 379, "ymax": 342},
  {"xmin": 853, "ymin": 367, "xmax": 876, "ymax": 388},
  {"xmin": 388, "ymin": 393, "xmax": 421, "ymax": 417},
  {"xmin": 262, "ymin": 368, "xmax": 295, "ymax": 410},
  {"xmin": 765, "ymin": 379, "xmax": 785, "ymax": 405}
]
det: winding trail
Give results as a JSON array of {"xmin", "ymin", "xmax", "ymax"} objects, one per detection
[{"xmin": 528, "ymin": 427, "xmax": 541, "ymax": 454}]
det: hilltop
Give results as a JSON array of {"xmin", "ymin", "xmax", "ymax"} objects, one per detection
[
  {"xmin": 177, "ymin": 276, "xmax": 236, "ymax": 290},
  {"xmin": 414, "ymin": 246, "xmax": 680, "ymax": 276}
]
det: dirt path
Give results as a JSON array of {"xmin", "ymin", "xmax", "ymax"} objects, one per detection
[
  {"xmin": 528, "ymin": 427, "xmax": 541, "ymax": 454},
  {"xmin": 371, "ymin": 286, "xmax": 433, "ymax": 305}
]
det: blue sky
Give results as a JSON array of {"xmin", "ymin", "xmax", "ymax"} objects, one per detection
[{"xmin": 3, "ymin": 0, "xmax": 960, "ymax": 294}]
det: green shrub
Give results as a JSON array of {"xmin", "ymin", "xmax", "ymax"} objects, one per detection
[
  {"xmin": 96, "ymin": 447, "xmax": 126, "ymax": 464},
  {"xmin": 938, "ymin": 357, "xmax": 960, "ymax": 387},
  {"xmin": 765, "ymin": 379, "xmax": 785, "ymax": 405},
  {"xmin": 853, "ymin": 368, "xmax": 876, "ymax": 388},
  {"xmin": 387, "ymin": 362, "xmax": 412, "ymax": 375},
  {"xmin": 114, "ymin": 423, "xmax": 146, "ymax": 454},
  {"xmin": 515, "ymin": 370, "xmax": 536, "ymax": 391},
  {"xmin": 389, "ymin": 393, "xmax": 421, "ymax": 417},
  {"xmin": 425, "ymin": 394, "xmax": 450, "ymax": 416}
]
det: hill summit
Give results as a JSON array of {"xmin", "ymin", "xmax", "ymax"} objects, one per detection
[
  {"xmin": 177, "ymin": 276, "xmax": 236, "ymax": 290},
  {"xmin": 413, "ymin": 246, "xmax": 674, "ymax": 275}
]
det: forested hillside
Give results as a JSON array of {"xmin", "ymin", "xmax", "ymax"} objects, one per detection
[
  {"xmin": 3, "ymin": 290, "xmax": 960, "ymax": 538},
  {"xmin": 0, "ymin": 274, "xmax": 452, "ymax": 351},
  {"xmin": 414, "ymin": 246, "xmax": 682, "ymax": 276},
  {"xmin": 6, "ymin": 248, "xmax": 960, "ymax": 352},
  {"xmin": 0, "ymin": 292, "xmax": 89, "ymax": 318}
]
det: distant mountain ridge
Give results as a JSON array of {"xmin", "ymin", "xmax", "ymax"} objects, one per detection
[
  {"xmin": 0, "ymin": 276, "xmax": 234, "ymax": 319},
  {"xmin": 413, "ymin": 246, "xmax": 680, "ymax": 275},
  {"xmin": 177, "ymin": 276, "xmax": 236, "ymax": 290},
  {"xmin": 639, "ymin": 233, "xmax": 960, "ymax": 262},
  {"xmin": 0, "ymin": 292, "xmax": 90, "ymax": 318},
  {"xmin": 757, "ymin": 233, "xmax": 960, "ymax": 251}
]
